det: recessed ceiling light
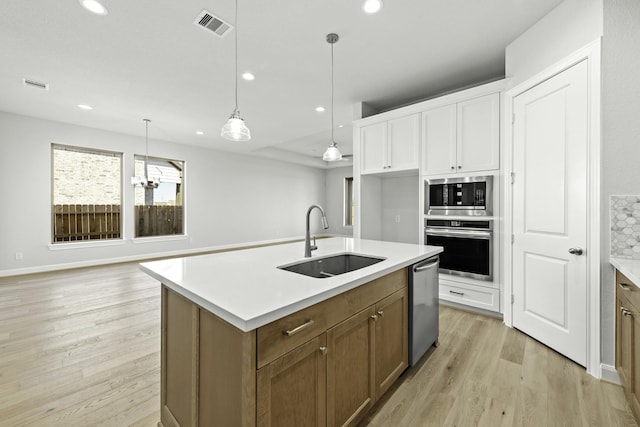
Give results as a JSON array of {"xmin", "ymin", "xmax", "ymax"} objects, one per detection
[
  {"xmin": 316, "ymin": 106, "xmax": 326, "ymax": 112},
  {"xmin": 196, "ymin": 131, "xmax": 204, "ymax": 135},
  {"xmin": 242, "ymin": 72, "xmax": 255, "ymax": 81},
  {"xmin": 362, "ymin": 0, "xmax": 383, "ymax": 14},
  {"xmin": 79, "ymin": 0, "xmax": 108, "ymax": 16},
  {"xmin": 77, "ymin": 104, "xmax": 93, "ymax": 110}
]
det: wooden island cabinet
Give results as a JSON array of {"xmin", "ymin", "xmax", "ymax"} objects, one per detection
[
  {"xmin": 615, "ymin": 269, "xmax": 640, "ymax": 422},
  {"xmin": 160, "ymin": 268, "xmax": 409, "ymax": 427}
]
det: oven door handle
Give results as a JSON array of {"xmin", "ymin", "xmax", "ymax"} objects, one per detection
[{"xmin": 424, "ymin": 228, "xmax": 492, "ymax": 240}]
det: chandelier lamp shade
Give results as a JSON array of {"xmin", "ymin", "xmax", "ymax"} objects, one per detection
[
  {"xmin": 322, "ymin": 33, "xmax": 343, "ymax": 162},
  {"xmin": 221, "ymin": 0, "xmax": 251, "ymax": 141}
]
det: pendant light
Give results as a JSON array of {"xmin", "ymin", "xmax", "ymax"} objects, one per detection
[
  {"xmin": 322, "ymin": 33, "xmax": 343, "ymax": 162},
  {"xmin": 131, "ymin": 119, "xmax": 160, "ymax": 188},
  {"xmin": 221, "ymin": 0, "xmax": 251, "ymax": 141}
]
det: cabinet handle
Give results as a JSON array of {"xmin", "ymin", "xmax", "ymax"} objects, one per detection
[
  {"xmin": 283, "ymin": 319, "xmax": 314, "ymax": 336},
  {"xmin": 449, "ymin": 290, "xmax": 465, "ymax": 296},
  {"xmin": 371, "ymin": 314, "xmax": 378, "ymax": 321},
  {"xmin": 623, "ymin": 309, "xmax": 632, "ymax": 317},
  {"xmin": 450, "ymin": 166, "xmax": 455, "ymax": 170},
  {"xmin": 457, "ymin": 165, "xmax": 462, "ymax": 169},
  {"xmin": 377, "ymin": 310, "xmax": 384, "ymax": 317},
  {"xmin": 620, "ymin": 283, "xmax": 633, "ymax": 291},
  {"xmin": 319, "ymin": 346, "xmax": 327, "ymax": 355}
]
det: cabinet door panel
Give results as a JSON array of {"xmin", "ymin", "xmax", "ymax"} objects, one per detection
[
  {"xmin": 257, "ymin": 335, "xmax": 326, "ymax": 427},
  {"xmin": 388, "ymin": 114, "xmax": 419, "ymax": 172},
  {"xmin": 327, "ymin": 306, "xmax": 376, "ymax": 427},
  {"xmin": 422, "ymin": 105, "xmax": 456, "ymax": 176},
  {"xmin": 375, "ymin": 288, "xmax": 408, "ymax": 399},
  {"xmin": 361, "ymin": 122, "xmax": 387, "ymax": 174},
  {"xmin": 456, "ymin": 92, "xmax": 500, "ymax": 172}
]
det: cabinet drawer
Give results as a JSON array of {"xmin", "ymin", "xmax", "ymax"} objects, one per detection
[
  {"xmin": 617, "ymin": 270, "xmax": 640, "ymax": 311},
  {"xmin": 257, "ymin": 269, "xmax": 408, "ymax": 368},
  {"xmin": 439, "ymin": 282, "xmax": 500, "ymax": 312}
]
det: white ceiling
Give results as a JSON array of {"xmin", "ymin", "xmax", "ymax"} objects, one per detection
[{"xmin": 0, "ymin": 0, "xmax": 563, "ymax": 167}]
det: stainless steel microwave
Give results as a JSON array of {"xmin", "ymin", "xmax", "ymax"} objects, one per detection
[{"xmin": 425, "ymin": 176, "xmax": 493, "ymax": 216}]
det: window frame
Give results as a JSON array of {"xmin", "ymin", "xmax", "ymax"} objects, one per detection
[{"xmin": 344, "ymin": 176, "xmax": 354, "ymax": 228}]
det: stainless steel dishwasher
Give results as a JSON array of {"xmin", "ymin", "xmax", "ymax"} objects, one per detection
[{"xmin": 409, "ymin": 256, "xmax": 439, "ymax": 366}]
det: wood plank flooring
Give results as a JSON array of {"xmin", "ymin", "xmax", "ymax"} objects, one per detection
[{"xmin": 0, "ymin": 262, "xmax": 637, "ymax": 426}]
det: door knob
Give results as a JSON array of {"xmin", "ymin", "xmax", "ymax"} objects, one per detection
[{"xmin": 568, "ymin": 247, "xmax": 584, "ymax": 255}]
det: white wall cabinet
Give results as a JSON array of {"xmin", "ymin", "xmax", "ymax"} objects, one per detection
[
  {"xmin": 360, "ymin": 114, "xmax": 419, "ymax": 175},
  {"xmin": 422, "ymin": 92, "xmax": 500, "ymax": 176}
]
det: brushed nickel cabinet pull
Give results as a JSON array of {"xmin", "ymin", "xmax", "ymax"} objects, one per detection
[
  {"xmin": 371, "ymin": 314, "xmax": 378, "ymax": 321},
  {"xmin": 619, "ymin": 283, "xmax": 632, "ymax": 291},
  {"xmin": 319, "ymin": 346, "xmax": 327, "ymax": 355},
  {"xmin": 283, "ymin": 319, "xmax": 314, "ymax": 336},
  {"xmin": 377, "ymin": 310, "xmax": 384, "ymax": 317}
]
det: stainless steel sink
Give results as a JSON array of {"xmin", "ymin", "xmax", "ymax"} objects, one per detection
[{"xmin": 278, "ymin": 253, "xmax": 386, "ymax": 278}]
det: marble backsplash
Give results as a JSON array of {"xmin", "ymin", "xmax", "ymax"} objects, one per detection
[{"xmin": 611, "ymin": 195, "xmax": 640, "ymax": 259}]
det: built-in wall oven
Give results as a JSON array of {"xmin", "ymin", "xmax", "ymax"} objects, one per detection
[
  {"xmin": 424, "ymin": 218, "xmax": 493, "ymax": 281},
  {"xmin": 425, "ymin": 176, "xmax": 493, "ymax": 216}
]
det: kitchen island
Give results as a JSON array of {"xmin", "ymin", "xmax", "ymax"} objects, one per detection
[{"xmin": 141, "ymin": 237, "xmax": 442, "ymax": 427}]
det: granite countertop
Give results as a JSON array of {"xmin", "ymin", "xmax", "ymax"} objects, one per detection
[
  {"xmin": 611, "ymin": 257, "xmax": 640, "ymax": 287},
  {"xmin": 140, "ymin": 237, "xmax": 443, "ymax": 332}
]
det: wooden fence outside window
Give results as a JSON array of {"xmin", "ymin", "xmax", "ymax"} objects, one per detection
[{"xmin": 52, "ymin": 204, "xmax": 183, "ymax": 242}]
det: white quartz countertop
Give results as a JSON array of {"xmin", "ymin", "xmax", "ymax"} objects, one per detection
[
  {"xmin": 140, "ymin": 237, "xmax": 442, "ymax": 332},
  {"xmin": 611, "ymin": 257, "xmax": 640, "ymax": 287}
]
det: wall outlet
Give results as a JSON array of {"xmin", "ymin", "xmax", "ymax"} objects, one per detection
[
  {"xmin": 15, "ymin": 252, "xmax": 23, "ymax": 260},
  {"xmin": 395, "ymin": 215, "xmax": 401, "ymax": 223}
]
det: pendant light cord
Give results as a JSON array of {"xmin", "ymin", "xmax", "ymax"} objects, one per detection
[
  {"xmin": 234, "ymin": 0, "xmax": 239, "ymax": 112},
  {"xmin": 331, "ymin": 40, "xmax": 335, "ymax": 144}
]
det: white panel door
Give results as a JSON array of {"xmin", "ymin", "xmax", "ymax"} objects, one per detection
[
  {"xmin": 387, "ymin": 114, "xmax": 420, "ymax": 172},
  {"xmin": 360, "ymin": 122, "xmax": 387, "ymax": 174},
  {"xmin": 421, "ymin": 105, "xmax": 456, "ymax": 176},
  {"xmin": 512, "ymin": 60, "xmax": 588, "ymax": 366},
  {"xmin": 457, "ymin": 93, "xmax": 500, "ymax": 173}
]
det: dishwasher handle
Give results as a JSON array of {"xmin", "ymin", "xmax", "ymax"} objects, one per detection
[{"xmin": 413, "ymin": 257, "xmax": 439, "ymax": 273}]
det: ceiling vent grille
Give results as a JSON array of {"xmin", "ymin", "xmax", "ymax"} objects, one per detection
[
  {"xmin": 22, "ymin": 78, "xmax": 49, "ymax": 90},
  {"xmin": 194, "ymin": 10, "xmax": 233, "ymax": 38}
]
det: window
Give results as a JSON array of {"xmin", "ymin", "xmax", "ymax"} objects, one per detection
[
  {"xmin": 344, "ymin": 177, "xmax": 354, "ymax": 227},
  {"xmin": 134, "ymin": 155, "xmax": 184, "ymax": 238},
  {"xmin": 52, "ymin": 145, "xmax": 122, "ymax": 243}
]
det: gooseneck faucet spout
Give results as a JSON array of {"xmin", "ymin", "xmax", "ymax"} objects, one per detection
[{"xmin": 305, "ymin": 204, "xmax": 329, "ymax": 257}]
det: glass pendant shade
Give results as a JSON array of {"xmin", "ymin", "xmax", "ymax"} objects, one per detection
[
  {"xmin": 322, "ymin": 142, "xmax": 342, "ymax": 161},
  {"xmin": 221, "ymin": 109, "xmax": 251, "ymax": 141}
]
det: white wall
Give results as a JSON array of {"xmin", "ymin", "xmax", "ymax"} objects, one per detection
[
  {"xmin": 0, "ymin": 112, "xmax": 327, "ymax": 275},
  {"xmin": 324, "ymin": 166, "xmax": 354, "ymax": 237},
  {"xmin": 505, "ymin": 0, "xmax": 603, "ymax": 88},
  {"xmin": 602, "ymin": 0, "xmax": 640, "ymax": 367},
  {"xmin": 381, "ymin": 176, "xmax": 419, "ymax": 244}
]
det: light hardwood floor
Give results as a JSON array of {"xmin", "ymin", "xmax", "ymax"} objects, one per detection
[{"xmin": 0, "ymin": 262, "xmax": 636, "ymax": 426}]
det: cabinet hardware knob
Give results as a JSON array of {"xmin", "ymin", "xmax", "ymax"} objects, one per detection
[
  {"xmin": 319, "ymin": 346, "xmax": 327, "ymax": 355},
  {"xmin": 283, "ymin": 319, "xmax": 314, "ymax": 336},
  {"xmin": 451, "ymin": 166, "xmax": 455, "ymax": 170},
  {"xmin": 623, "ymin": 309, "xmax": 632, "ymax": 317},
  {"xmin": 371, "ymin": 314, "xmax": 378, "ymax": 320},
  {"xmin": 457, "ymin": 165, "xmax": 462, "ymax": 169},
  {"xmin": 620, "ymin": 283, "xmax": 633, "ymax": 291},
  {"xmin": 377, "ymin": 310, "xmax": 384, "ymax": 317}
]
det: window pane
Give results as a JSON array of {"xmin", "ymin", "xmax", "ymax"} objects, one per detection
[
  {"xmin": 52, "ymin": 145, "xmax": 122, "ymax": 242},
  {"xmin": 134, "ymin": 155, "xmax": 184, "ymax": 238},
  {"xmin": 344, "ymin": 177, "xmax": 354, "ymax": 227}
]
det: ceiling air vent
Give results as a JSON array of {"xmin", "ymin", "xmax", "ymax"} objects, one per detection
[
  {"xmin": 194, "ymin": 10, "xmax": 233, "ymax": 38},
  {"xmin": 22, "ymin": 78, "xmax": 49, "ymax": 90}
]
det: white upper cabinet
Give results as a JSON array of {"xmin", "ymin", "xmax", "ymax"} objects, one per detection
[
  {"xmin": 422, "ymin": 104, "xmax": 457, "ymax": 175},
  {"xmin": 360, "ymin": 114, "xmax": 420, "ymax": 175},
  {"xmin": 422, "ymin": 92, "xmax": 500, "ymax": 176}
]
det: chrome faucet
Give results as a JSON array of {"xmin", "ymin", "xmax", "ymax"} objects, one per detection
[{"xmin": 305, "ymin": 204, "xmax": 329, "ymax": 257}]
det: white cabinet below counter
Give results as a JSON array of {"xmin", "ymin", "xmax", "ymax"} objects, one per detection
[
  {"xmin": 360, "ymin": 114, "xmax": 420, "ymax": 175},
  {"xmin": 422, "ymin": 92, "xmax": 500, "ymax": 176},
  {"xmin": 439, "ymin": 279, "xmax": 500, "ymax": 313}
]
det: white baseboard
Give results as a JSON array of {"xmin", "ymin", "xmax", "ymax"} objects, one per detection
[{"xmin": 600, "ymin": 363, "xmax": 620, "ymax": 384}]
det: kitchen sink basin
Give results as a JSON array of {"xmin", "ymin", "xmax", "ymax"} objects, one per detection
[{"xmin": 278, "ymin": 253, "xmax": 386, "ymax": 278}]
